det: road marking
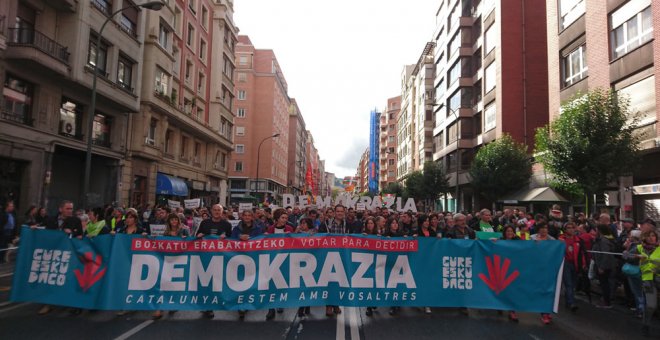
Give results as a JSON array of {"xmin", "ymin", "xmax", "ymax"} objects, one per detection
[
  {"xmin": 348, "ymin": 307, "xmax": 360, "ymax": 340},
  {"xmin": 113, "ymin": 320, "xmax": 154, "ymax": 340},
  {"xmin": 0, "ymin": 302, "xmax": 28, "ymax": 314},
  {"xmin": 529, "ymin": 334, "xmax": 543, "ymax": 340},
  {"xmin": 336, "ymin": 308, "xmax": 345, "ymax": 340},
  {"xmin": 0, "ymin": 272, "xmax": 14, "ymax": 278}
]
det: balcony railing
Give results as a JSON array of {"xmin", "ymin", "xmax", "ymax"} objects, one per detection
[
  {"xmin": 91, "ymin": 0, "xmax": 112, "ymax": 16},
  {"xmin": 1, "ymin": 109, "xmax": 33, "ymax": 126},
  {"xmin": 8, "ymin": 27, "xmax": 70, "ymax": 63}
]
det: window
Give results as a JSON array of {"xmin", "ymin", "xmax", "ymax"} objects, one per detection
[
  {"xmin": 165, "ymin": 129, "xmax": 172, "ymax": 153},
  {"xmin": 59, "ymin": 99, "xmax": 82, "ymax": 138},
  {"xmin": 388, "ymin": 147, "xmax": 395, "ymax": 153},
  {"xmin": 239, "ymin": 55, "xmax": 248, "ymax": 66},
  {"xmin": 237, "ymin": 108, "xmax": 246, "ymax": 118},
  {"xmin": 484, "ymin": 101, "xmax": 496, "ymax": 131},
  {"xmin": 448, "ymin": 60, "xmax": 461, "ymax": 86},
  {"xmin": 117, "ymin": 56, "xmax": 133, "ymax": 91},
  {"xmin": 610, "ymin": 3, "xmax": 652, "ymax": 59},
  {"xmin": 201, "ymin": 6, "xmax": 209, "ymax": 29},
  {"xmin": 199, "ymin": 39, "xmax": 207, "ymax": 61},
  {"xmin": 448, "ymin": 90, "xmax": 461, "ymax": 114},
  {"xmin": 221, "ymin": 119, "xmax": 227, "ymax": 135},
  {"xmin": 238, "ymin": 90, "xmax": 246, "ymax": 100},
  {"xmin": 197, "ymin": 72, "xmax": 205, "ymax": 93},
  {"xmin": 92, "ymin": 113, "xmax": 112, "ymax": 146},
  {"xmin": 448, "ymin": 31, "xmax": 460, "ymax": 59},
  {"xmin": 180, "ymin": 136, "xmax": 188, "ymax": 158},
  {"xmin": 158, "ymin": 22, "xmax": 169, "ymax": 49},
  {"xmin": 236, "ymin": 127, "xmax": 245, "ymax": 136},
  {"xmin": 238, "ymin": 73, "xmax": 247, "ymax": 82},
  {"xmin": 388, "ymin": 136, "xmax": 395, "ymax": 143},
  {"xmin": 562, "ymin": 45, "xmax": 587, "ymax": 87},
  {"xmin": 92, "ymin": 0, "xmax": 112, "ymax": 16},
  {"xmin": 154, "ymin": 67, "xmax": 169, "ymax": 95},
  {"xmin": 447, "ymin": 122, "xmax": 458, "ymax": 144},
  {"xmin": 617, "ymin": 75, "xmax": 656, "ymax": 127},
  {"xmin": 236, "ymin": 144, "xmax": 245, "ymax": 153},
  {"xmin": 194, "ymin": 142, "xmax": 201, "ymax": 162},
  {"xmin": 88, "ymin": 34, "xmax": 108, "ymax": 74},
  {"xmin": 187, "ymin": 23, "xmax": 194, "ymax": 47},
  {"xmin": 485, "ymin": 62, "xmax": 496, "ymax": 93},
  {"xmin": 147, "ymin": 118, "xmax": 157, "ymax": 145},
  {"xmin": 119, "ymin": 3, "xmax": 138, "ymax": 37},
  {"xmin": 388, "ymin": 159, "xmax": 395, "ymax": 166},
  {"xmin": 559, "ymin": 0, "xmax": 585, "ymax": 30},
  {"xmin": 219, "ymin": 152, "xmax": 226, "ymax": 169},
  {"xmin": 223, "ymin": 57, "xmax": 234, "ymax": 80},
  {"xmin": 485, "ymin": 25, "xmax": 497, "ymax": 54},
  {"xmin": 235, "ymin": 161, "xmax": 243, "ymax": 172},
  {"xmin": 185, "ymin": 60, "xmax": 193, "ymax": 81},
  {"xmin": 188, "ymin": 0, "xmax": 196, "ymax": 14},
  {"xmin": 3, "ymin": 74, "xmax": 33, "ymax": 124}
]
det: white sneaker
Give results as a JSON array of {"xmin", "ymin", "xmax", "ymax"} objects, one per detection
[{"xmin": 424, "ymin": 307, "xmax": 432, "ymax": 314}]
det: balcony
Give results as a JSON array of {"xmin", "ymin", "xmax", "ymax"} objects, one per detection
[
  {"xmin": 50, "ymin": 0, "xmax": 78, "ymax": 12},
  {"xmin": 6, "ymin": 28, "xmax": 70, "ymax": 75},
  {"xmin": 1, "ymin": 109, "xmax": 33, "ymax": 126}
]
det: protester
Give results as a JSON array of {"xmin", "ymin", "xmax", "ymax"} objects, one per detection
[
  {"xmin": 629, "ymin": 229, "xmax": 660, "ymax": 336},
  {"xmin": 23, "ymin": 205, "xmax": 38, "ymax": 227},
  {"xmin": 319, "ymin": 205, "xmax": 349, "ymax": 317},
  {"xmin": 267, "ymin": 208, "xmax": 294, "ymax": 234},
  {"xmin": 477, "ymin": 209, "xmax": 495, "ymax": 232},
  {"xmin": 196, "ymin": 204, "xmax": 232, "ymax": 238},
  {"xmin": 416, "ymin": 214, "xmax": 435, "ymax": 314},
  {"xmin": 498, "ymin": 225, "xmax": 520, "ymax": 321},
  {"xmin": 231, "ymin": 210, "xmax": 265, "ymax": 319},
  {"xmin": 445, "ymin": 213, "xmax": 475, "ymax": 240},
  {"xmin": 592, "ymin": 223, "xmax": 618, "ymax": 309},
  {"xmin": 85, "ymin": 207, "xmax": 109, "ymax": 237},
  {"xmin": 559, "ymin": 221, "xmax": 584, "ymax": 312},
  {"xmin": 294, "ymin": 217, "xmax": 314, "ymax": 317},
  {"xmin": 0, "ymin": 201, "xmax": 16, "ymax": 263}
]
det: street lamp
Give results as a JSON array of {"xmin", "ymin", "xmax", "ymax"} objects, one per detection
[
  {"xmin": 255, "ymin": 133, "xmax": 280, "ymax": 204},
  {"xmin": 83, "ymin": 1, "xmax": 164, "ymax": 208}
]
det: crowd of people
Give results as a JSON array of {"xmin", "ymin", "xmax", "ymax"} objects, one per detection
[{"xmin": 1, "ymin": 200, "xmax": 659, "ymax": 336}]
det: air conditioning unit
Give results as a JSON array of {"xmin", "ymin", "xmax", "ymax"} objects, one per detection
[
  {"xmin": 60, "ymin": 111, "xmax": 76, "ymax": 135},
  {"xmin": 145, "ymin": 137, "xmax": 155, "ymax": 146}
]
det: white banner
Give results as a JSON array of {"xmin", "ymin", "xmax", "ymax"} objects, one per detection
[
  {"xmin": 168, "ymin": 200, "xmax": 181, "ymax": 209},
  {"xmin": 184, "ymin": 199, "xmax": 201, "ymax": 209},
  {"xmin": 149, "ymin": 224, "xmax": 166, "ymax": 236},
  {"xmin": 238, "ymin": 203, "xmax": 253, "ymax": 213}
]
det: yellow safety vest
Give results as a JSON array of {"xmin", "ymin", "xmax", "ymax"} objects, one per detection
[{"xmin": 638, "ymin": 244, "xmax": 660, "ymax": 281}]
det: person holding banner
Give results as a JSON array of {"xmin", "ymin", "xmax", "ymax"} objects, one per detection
[
  {"xmin": 266, "ymin": 208, "xmax": 294, "ymax": 234},
  {"xmin": 231, "ymin": 210, "xmax": 266, "ymax": 319},
  {"xmin": 415, "ymin": 214, "xmax": 436, "ymax": 315},
  {"xmin": 85, "ymin": 207, "xmax": 109, "ymax": 237},
  {"xmin": 196, "ymin": 204, "xmax": 232, "ymax": 319},
  {"xmin": 383, "ymin": 217, "xmax": 406, "ymax": 316},
  {"xmin": 319, "ymin": 205, "xmax": 349, "ymax": 317},
  {"xmin": 375, "ymin": 216, "xmax": 386, "ymax": 235},
  {"xmin": 498, "ymin": 225, "xmax": 520, "ymax": 322},
  {"xmin": 531, "ymin": 222, "xmax": 554, "ymax": 325},
  {"xmin": 165, "ymin": 213, "xmax": 190, "ymax": 238},
  {"xmin": 113, "ymin": 210, "xmax": 146, "ymax": 235},
  {"xmin": 362, "ymin": 217, "xmax": 379, "ymax": 236},
  {"xmin": 445, "ymin": 213, "xmax": 475, "ymax": 240},
  {"xmin": 295, "ymin": 218, "xmax": 315, "ymax": 317}
]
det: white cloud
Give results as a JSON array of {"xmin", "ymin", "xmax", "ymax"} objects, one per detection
[{"xmin": 234, "ymin": 0, "xmax": 437, "ymax": 178}]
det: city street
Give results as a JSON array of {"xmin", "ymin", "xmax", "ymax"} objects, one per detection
[{"xmin": 0, "ymin": 261, "xmax": 657, "ymax": 340}]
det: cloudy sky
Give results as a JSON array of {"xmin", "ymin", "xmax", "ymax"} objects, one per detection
[{"xmin": 234, "ymin": 0, "xmax": 438, "ymax": 178}]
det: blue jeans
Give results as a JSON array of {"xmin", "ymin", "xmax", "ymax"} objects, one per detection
[
  {"xmin": 628, "ymin": 275, "xmax": 645, "ymax": 313},
  {"xmin": 563, "ymin": 262, "xmax": 577, "ymax": 307}
]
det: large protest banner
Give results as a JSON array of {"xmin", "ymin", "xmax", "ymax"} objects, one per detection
[{"xmin": 12, "ymin": 228, "xmax": 564, "ymax": 313}]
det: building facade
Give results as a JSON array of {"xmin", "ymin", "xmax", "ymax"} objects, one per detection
[
  {"xmin": 379, "ymin": 96, "xmax": 400, "ymax": 191},
  {"xmin": 546, "ymin": 0, "xmax": 660, "ymax": 220},
  {"xmin": 396, "ymin": 65, "xmax": 416, "ymax": 181},
  {"xmin": 0, "ymin": 0, "xmax": 150, "ymax": 212},
  {"xmin": 128, "ymin": 0, "xmax": 236, "ymax": 209},
  {"xmin": 432, "ymin": 0, "xmax": 549, "ymax": 211},
  {"xmin": 287, "ymin": 98, "xmax": 307, "ymax": 196},
  {"xmin": 229, "ymin": 35, "xmax": 290, "ymax": 206}
]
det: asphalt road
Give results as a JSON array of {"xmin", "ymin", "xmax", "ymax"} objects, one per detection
[{"xmin": 0, "ymin": 261, "xmax": 657, "ymax": 340}]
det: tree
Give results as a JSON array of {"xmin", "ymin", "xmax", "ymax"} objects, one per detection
[
  {"xmin": 469, "ymin": 134, "xmax": 532, "ymax": 202},
  {"xmin": 421, "ymin": 161, "xmax": 450, "ymax": 200},
  {"xmin": 404, "ymin": 172, "xmax": 424, "ymax": 199},
  {"xmin": 382, "ymin": 182, "xmax": 404, "ymax": 197},
  {"xmin": 535, "ymin": 88, "xmax": 640, "ymax": 210}
]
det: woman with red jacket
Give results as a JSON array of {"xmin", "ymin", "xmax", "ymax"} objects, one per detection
[{"xmin": 559, "ymin": 222, "xmax": 584, "ymax": 312}]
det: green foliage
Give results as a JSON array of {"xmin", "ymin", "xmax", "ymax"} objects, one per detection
[
  {"xmin": 402, "ymin": 161, "xmax": 450, "ymax": 200},
  {"xmin": 469, "ymin": 134, "xmax": 532, "ymax": 202},
  {"xmin": 382, "ymin": 182, "xmax": 404, "ymax": 197},
  {"xmin": 535, "ymin": 88, "xmax": 640, "ymax": 197}
]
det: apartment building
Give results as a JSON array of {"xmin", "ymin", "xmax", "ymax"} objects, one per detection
[
  {"xmin": 0, "ymin": 0, "xmax": 150, "ymax": 211},
  {"xmin": 287, "ymin": 98, "xmax": 307, "ymax": 196},
  {"xmin": 229, "ymin": 35, "xmax": 290, "ymax": 205},
  {"xmin": 128, "ymin": 0, "xmax": 236, "ymax": 208},
  {"xmin": 379, "ymin": 96, "xmax": 400, "ymax": 191},
  {"xmin": 397, "ymin": 65, "xmax": 416, "ymax": 181},
  {"xmin": 546, "ymin": 0, "xmax": 660, "ymax": 219},
  {"xmin": 357, "ymin": 148, "xmax": 369, "ymax": 194},
  {"xmin": 432, "ymin": 0, "xmax": 549, "ymax": 211}
]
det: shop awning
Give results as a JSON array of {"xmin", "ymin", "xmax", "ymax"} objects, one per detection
[
  {"xmin": 499, "ymin": 187, "xmax": 569, "ymax": 204},
  {"xmin": 156, "ymin": 173, "xmax": 189, "ymax": 196}
]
